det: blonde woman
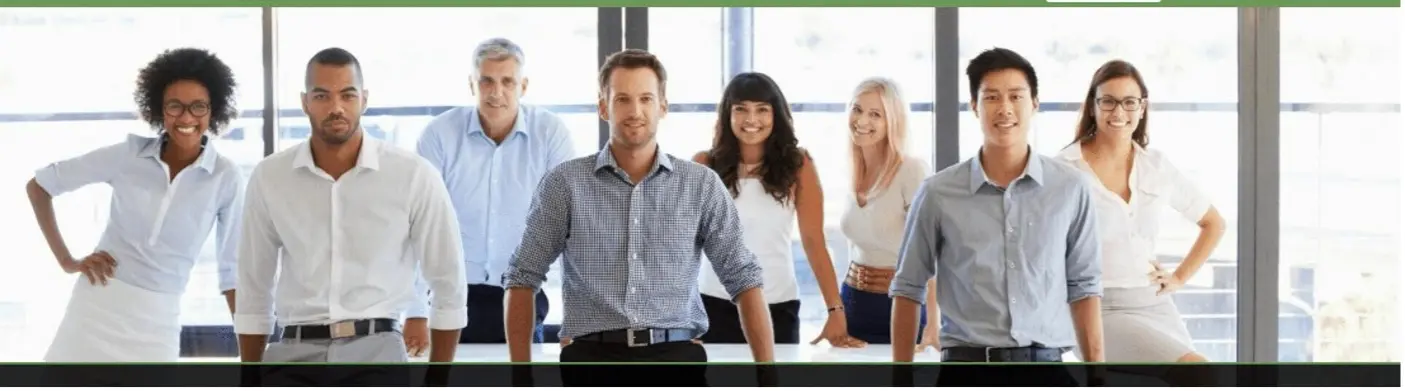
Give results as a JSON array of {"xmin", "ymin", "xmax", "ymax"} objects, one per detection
[{"xmin": 838, "ymin": 77, "xmax": 938, "ymax": 346}]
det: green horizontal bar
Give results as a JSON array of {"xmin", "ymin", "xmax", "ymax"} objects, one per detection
[{"xmin": 0, "ymin": 0, "xmax": 1398, "ymax": 7}]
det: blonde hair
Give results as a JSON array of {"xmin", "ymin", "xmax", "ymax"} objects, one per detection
[{"xmin": 848, "ymin": 77, "xmax": 910, "ymax": 195}]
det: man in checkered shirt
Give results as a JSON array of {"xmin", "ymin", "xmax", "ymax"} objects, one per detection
[{"xmin": 501, "ymin": 49, "xmax": 775, "ymax": 383}]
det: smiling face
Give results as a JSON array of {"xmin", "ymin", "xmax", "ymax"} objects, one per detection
[
  {"xmin": 599, "ymin": 66, "xmax": 667, "ymax": 150},
  {"xmin": 1091, "ymin": 76, "xmax": 1146, "ymax": 142},
  {"xmin": 729, "ymin": 100, "xmax": 774, "ymax": 147},
  {"xmin": 160, "ymin": 79, "xmax": 211, "ymax": 150},
  {"xmin": 848, "ymin": 90, "xmax": 889, "ymax": 148},
  {"xmin": 973, "ymin": 68, "xmax": 1038, "ymax": 150}
]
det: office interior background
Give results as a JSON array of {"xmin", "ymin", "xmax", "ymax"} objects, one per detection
[{"xmin": 0, "ymin": 7, "xmax": 1398, "ymax": 363}]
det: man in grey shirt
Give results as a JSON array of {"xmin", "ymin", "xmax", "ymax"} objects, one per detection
[{"xmin": 889, "ymin": 47, "xmax": 1105, "ymax": 384}]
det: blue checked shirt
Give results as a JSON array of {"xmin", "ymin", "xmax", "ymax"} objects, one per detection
[{"xmin": 503, "ymin": 147, "xmax": 765, "ymax": 340}]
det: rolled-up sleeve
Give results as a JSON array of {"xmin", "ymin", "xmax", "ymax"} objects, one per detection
[
  {"xmin": 215, "ymin": 172, "xmax": 246, "ymax": 293},
  {"xmin": 1064, "ymin": 177, "xmax": 1103, "ymax": 303},
  {"xmin": 890, "ymin": 179, "xmax": 941, "ymax": 304},
  {"xmin": 698, "ymin": 172, "xmax": 763, "ymax": 301},
  {"xmin": 503, "ymin": 166, "xmax": 572, "ymax": 291},
  {"xmin": 234, "ymin": 168, "xmax": 280, "ymax": 335},
  {"xmin": 33, "ymin": 137, "xmax": 133, "ymax": 196},
  {"xmin": 1158, "ymin": 154, "xmax": 1213, "ymax": 224},
  {"xmin": 408, "ymin": 161, "xmax": 468, "ymax": 331}
]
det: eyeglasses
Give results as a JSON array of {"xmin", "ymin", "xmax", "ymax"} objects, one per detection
[
  {"xmin": 164, "ymin": 101, "xmax": 211, "ymax": 117},
  {"xmin": 1095, "ymin": 97, "xmax": 1145, "ymax": 112}
]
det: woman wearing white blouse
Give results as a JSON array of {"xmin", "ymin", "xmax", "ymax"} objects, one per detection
[
  {"xmin": 1059, "ymin": 60, "xmax": 1226, "ymax": 364},
  {"xmin": 838, "ymin": 77, "xmax": 938, "ymax": 347}
]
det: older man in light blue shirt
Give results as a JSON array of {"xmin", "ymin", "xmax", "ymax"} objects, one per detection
[
  {"xmin": 406, "ymin": 38, "xmax": 576, "ymax": 348},
  {"xmin": 889, "ymin": 48, "xmax": 1104, "ymax": 378}
]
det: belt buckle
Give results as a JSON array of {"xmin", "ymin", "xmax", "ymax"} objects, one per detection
[
  {"xmin": 625, "ymin": 328, "xmax": 652, "ymax": 347},
  {"xmin": 984, "ymin": 347, "xmax": 994, "ymax": 362},
  {"xmin": 330, "ymin": 320, "xmax": 357, "ymax": 339}
]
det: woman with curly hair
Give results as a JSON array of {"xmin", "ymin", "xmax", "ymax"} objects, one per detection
[
  {"xmin": 28, "ymin": 48, "xmax": 245, "ymax": 362},
  {"xmin": 693, "ymin": 72, "xmax": 862, "ymax": 346}
]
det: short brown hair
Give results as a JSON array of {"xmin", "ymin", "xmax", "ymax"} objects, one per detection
[{"xmin": 598, "ymin": 49, "xmax": 667, "ymax": 98}]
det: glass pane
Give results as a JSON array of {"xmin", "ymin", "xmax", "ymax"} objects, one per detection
[
  {"xmin": 959, "ymin": 8, "xmax": 1240, "ymax": 361},
  {"xmin": 275, "ymin": 8, "xmax": 600, "ymax": 328},
  {"xmin": 754, "ymin": 8, "xmax": 936, "ymax": 342},
  {"xmin": 0, "ymin": 8, "xmax": 264, "ymax": 360},
  {"xmin": 650, "ymin": 7, "xmax": 725, "ymax": 159},
  {"xmin": 1278, "ymin": 8, "xmax": 1401, "ymax": 362}
]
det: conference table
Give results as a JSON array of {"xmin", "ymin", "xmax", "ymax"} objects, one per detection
[{"xmin": 188, "ymin": 343, "xmax": 953, "ymax": 362}]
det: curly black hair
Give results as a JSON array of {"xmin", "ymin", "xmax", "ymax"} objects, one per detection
[
  {"xmin": 134, "ymin": 48, "xmax": 238, "ymax": 135},
  {"xmin": 706, "ymin": 72, "xmax": 806, "ymax": 206}
]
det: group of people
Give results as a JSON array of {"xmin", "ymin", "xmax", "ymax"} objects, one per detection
[{"xmin": 28, "ymin": 36, "xmax": 1226, "ymax": 385}]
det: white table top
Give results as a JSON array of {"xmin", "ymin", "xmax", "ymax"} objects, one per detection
[{"xmin": 184, "ymin": 343, "xmax": 951, "ymax": 363}]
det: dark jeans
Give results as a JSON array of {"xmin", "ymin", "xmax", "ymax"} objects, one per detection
[
  {"xmin": 840, "ymin": 283, "xmax": 929, "ymax": 344},
  {"xmin": 462, "ymin": 284, "xmax": 549, "ymax": 343},
  {"xmin": 699, "ymin": 294, "xmax": 801, "ymax": 343},
  {"xmin": 559, "ymin": 341, "xmax": 708, "ymax": 386}
]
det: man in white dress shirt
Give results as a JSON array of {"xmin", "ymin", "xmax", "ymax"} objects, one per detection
[{"xmin": 233, "ymin": 47, "xmax": 467, "ymax": 383}]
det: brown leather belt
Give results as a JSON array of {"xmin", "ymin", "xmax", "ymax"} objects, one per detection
[{"xmin": 844, "ymin": 263, "xmax": 896, "ymax": 294}]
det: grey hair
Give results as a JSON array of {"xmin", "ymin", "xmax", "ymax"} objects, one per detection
[{"xmin": 473, "ymin": 37, "xmax": 526, "ymax": 75}]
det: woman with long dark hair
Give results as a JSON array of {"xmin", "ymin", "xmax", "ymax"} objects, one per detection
[
  {"xmin": 694, "ymin": 72, "xmax": 861, "ymax": 346},
  {"xmin": 1058, "ymin": 59, "xmax": 1225, "ymax": 364}
]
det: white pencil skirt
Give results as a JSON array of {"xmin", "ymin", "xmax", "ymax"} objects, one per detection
[
  {"xmin": 1098, "ymin": 285, "xmax": 1197, "ymax": 362},
  {"xmin": 43, "ymin": 276, "xmax": 183, "ymax": 362}
]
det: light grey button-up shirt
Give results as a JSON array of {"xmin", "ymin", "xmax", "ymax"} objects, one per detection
[{"xmin": 890, "ymin": 148, "xmax": 1102, "ymax": 350}]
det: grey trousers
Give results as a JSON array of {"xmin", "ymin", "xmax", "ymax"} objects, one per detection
[{"xmin": 259, "ymin": 331, "xmax": 412, "ymax": 386}]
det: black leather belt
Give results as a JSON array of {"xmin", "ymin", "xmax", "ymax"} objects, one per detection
[
  {"xmin": 282, "ymin": 318, "xmax": 399, "ymax": 340},
  {"xmin": 941, "ymin": 346, "xmax": 1064, "ymax": 362},
  {"xmin": 575, "ymin": 328, "xmax": 694, "ymax": 347}
]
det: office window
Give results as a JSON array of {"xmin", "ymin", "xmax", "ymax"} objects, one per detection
[
  {"xmin": 753, "ymin": 8, "xmax": 936, "ymax": 341},
  {"xmin": 275, "ymin": 8, "xmax": 600, "ymax": 328},
  {"xmin": 959, "ymin": 8, "xmax": 1240, "ymax": 361},
  {"xmin": 0, "ymin": 8, "xmax": 264, "ymax": 360},
  {"xmin": 1278, "ymin": 8, "xmax": 1400, "ymax": 362},
  {"xmin": 650, "ymin": 8, "xmax": 724, "ymax": 160}
]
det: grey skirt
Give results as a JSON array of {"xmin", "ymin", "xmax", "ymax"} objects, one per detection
[{"xmin": 1098, "ymin": 285, "xmax": 1197, "ymax": 362}]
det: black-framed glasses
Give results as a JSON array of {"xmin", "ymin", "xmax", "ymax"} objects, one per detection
[
  {"xmin": 1095, "ymin": 97, "xmax": 1145, "ymax": 111},
  {"xmin": 164, "ymin": 101, "xmax": 211, "ymax": 117}
]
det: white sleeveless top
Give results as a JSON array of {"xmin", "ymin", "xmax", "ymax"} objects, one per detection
[
  {"xmin": 840, "ymin": 156, "xmax": 930, "ymax": 269},
  {"xmin": 699, "ymin": 177, "xmax": 800, "ymax": 304}
]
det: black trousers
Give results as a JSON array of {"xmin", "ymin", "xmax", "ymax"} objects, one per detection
[
  {"xmin": 935, "ymin": 362, "xmax": 1080, "ymax": 386},
  {"xmin": 558, "ymin": 341, "xmax": 709, "ymax": 386},
  {"xmin": 462, "ymin": 284, "xmax": 550, "ymax": 343},
  {"xmin": 699, "ymin": 294, "xmax": 801, "ymax": 343}
]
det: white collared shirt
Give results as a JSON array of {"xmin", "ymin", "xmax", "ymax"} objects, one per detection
[
  {"xmin": 1057, "ymin": 143, "xmax": 1212, "ymax": 288},
  {"xmin": 233, "ymin": 136, "xmax": 467, "ymax": 335},
  {"xmin": 33, "ymin": 133, "xmax": 243, "ymax": 294}
]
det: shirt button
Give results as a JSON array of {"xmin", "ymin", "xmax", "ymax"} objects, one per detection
[
  {"xmin": 630, "ymin": 287, "xmax": 637, "ymax": 294},
  {"xmin": 1007, "ymin": 227, "xmax": 1015, "ymax": 233},
  {"xmin": 1010, "ymin": 299, "xmax": 1017, "ymax": 304},
  {"xmin": 1008, "ymin": 262, "xmax": 1016, "ymax": 268},
  {"xmin": 631, "ymin": 253, "xmax": 638, "ymax": 260},
  {"xmin": 632, "ymin": 218, "xmax": 638, "ymax": 225}
]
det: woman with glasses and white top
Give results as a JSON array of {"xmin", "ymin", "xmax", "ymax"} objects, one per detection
[
  {"xmin": 695, "ymin": 72, "xmax": 862, "ymax": 347},
  {"xmin": 838, "ymin": 77, "xmax": 938, "ymax": 348},
  {"xmin": 28, "ymin": 48, "xmax": 246, "ymax": 362},
  {"xmin": 1058, "ymin": 59, "xmax": 1226, "ymax": 364}
]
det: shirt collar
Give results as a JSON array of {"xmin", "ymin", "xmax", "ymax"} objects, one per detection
[
  {"xmin": 468, "ymin": 106, "xmax": 529, "ymax": 139},
  {"xmin": 292, "ymin": 134, "xmax": 382, "ymax": 172},
  {"xmin": 968, "ymin": 145, "xmax": 1044, "ymax": 194},
  {"xmin": 138, "ymin": 133, "xmax": 217, "ymax": 173},
  {"xmin": 594, "ymin": 144, "xmax": 673, "ymax": 174}
]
